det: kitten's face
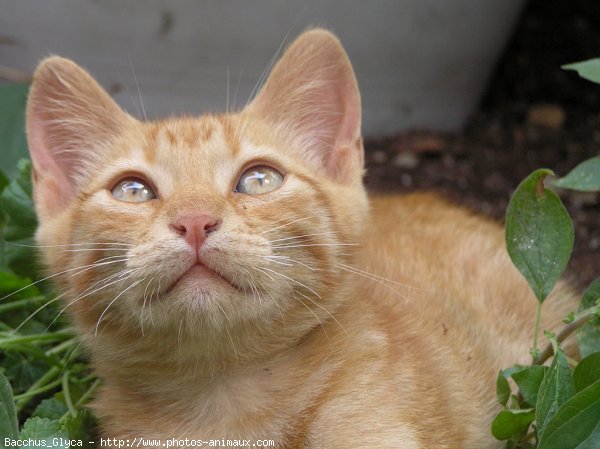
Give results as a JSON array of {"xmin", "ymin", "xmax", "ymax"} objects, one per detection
[{"xmin": 27, "ymin": 30, "xmax": 367, "ymax": 342}]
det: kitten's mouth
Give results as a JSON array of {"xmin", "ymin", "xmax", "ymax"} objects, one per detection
[{"xmin": 165, "ymin": 262, "xmax": 237, "ymax": 295}]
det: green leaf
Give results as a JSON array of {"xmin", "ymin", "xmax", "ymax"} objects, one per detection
[
  {"xmin": 0, "ymin": 271, "xmax": 39, "ymax": 298},
  {"xmin": 60, "ymin": 409, "xmax": 96, "ymax": 442},
  {"xmin": 497, "ymin": 370, "xmax": 511, "ymax": 406},
  {"xmin": 491, "ymin": 408, "xmax": 535, "ymax": 441},
  {"xmin": 573, "ymin": 352, "xmax": 600, "ymax": 392},
  {"xmin": 536, "ymin": 349, "xmax": 576, "ymax": 440},
  {"xmin": 538, "ymin": 379, "xmax": 600, "ymax": 449},
  {"xmin": 0, "ymin": 85, "xmax": 30, "ymax": 179},
  {"xmin": 6, "ymin": 355, "xmax": 48, "ymax": 391},
  {"xmin": 19, "ymin": 417, "xmax": 69, "ymax": 448},
  {"xmin": 563, "ymin": 58, "xmax": 600, "ymax": 84},
  {"xmin": 33, "ymin": 397, "xmax": 69, "ymax": 420},
  {"xmin": 0, "ymin": 159, "xmax": 38, "ymax": 277},
  {"xmin": 1, "ymin": 159, "xmax": 36, "ymax": 230},
  {"xmin": 0, "ymin": 171, "xmax": 9, "ymax": 197},
  {"xmin": 577, "ymin": 278, "xmax": 600, "ymax": 358},
  {"xmin": 505, "ymin": 169, "xmax": 574, "ymax": 302},
  {"xmin": 0, "ymin": 372, "xmax": 19, "ymax": 443},
  {"xmin": 553, "ymin": 157, "xmax": 600, "ymax": 192},
  {"xmin": 512, "ymin": 365, "xmax": 548, "ymax": 406}
]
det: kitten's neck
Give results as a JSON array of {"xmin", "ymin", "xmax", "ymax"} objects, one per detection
[{"xmin": 83, "ymin": 288, "xmax": 354, "ymax": 381}]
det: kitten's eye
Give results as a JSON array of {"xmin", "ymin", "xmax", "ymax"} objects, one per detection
[
  {"xmin": 111, "ymin": 178, "xmax": 156, "ymax": 203},
  {"xmin": 235, "ymin": 166, "xmax": 283, "ymax": 195}
]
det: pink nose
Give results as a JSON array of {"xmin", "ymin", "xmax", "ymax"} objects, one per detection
[{"xmin": 171, "ymin": 214, "xmax": 221, "ymax": 253}]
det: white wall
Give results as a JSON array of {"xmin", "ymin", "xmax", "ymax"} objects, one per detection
[{"xmin": 0, "ymin": 0, "xmax": 524, "ymax": 135}]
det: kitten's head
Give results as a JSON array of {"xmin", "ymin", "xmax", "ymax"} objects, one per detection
[{"xmin": 26, "ymin": 30, "xmax": 367, "ymax": 356}]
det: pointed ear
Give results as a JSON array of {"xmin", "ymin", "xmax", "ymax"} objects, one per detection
[
  {"xmin": 247, "ymin": 29, "xmax": 363, "ymax": 184},
  {"xmin": 26, "ymin": 56, "xmax": 134, "ymax": 220}
]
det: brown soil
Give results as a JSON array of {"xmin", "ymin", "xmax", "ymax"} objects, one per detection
[{"xmin": 364, "ymin": 0, "xmax": 600, "ymax": 289}]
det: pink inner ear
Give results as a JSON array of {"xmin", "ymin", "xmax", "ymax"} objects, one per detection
[
  {"xmin": 27, "ymin": 116, "xmax": 74, "ymax": 214},
  {"xmin": 248, "ymin": 29, "xmax": 363, "ymax": 183},
  {"xmin": 335, "ymin": 79, "xmax": 361, "ymax": 150}
]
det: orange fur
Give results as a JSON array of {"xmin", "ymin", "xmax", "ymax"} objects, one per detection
[{"xmin": 26, "ymin": 30, "xmax": 577, "ymax": 448}]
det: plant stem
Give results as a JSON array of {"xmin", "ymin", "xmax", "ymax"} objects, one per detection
[
  {"xmin": 14, "ymin": 365, "xmax": 61, "ymax": 411},
  {"xmin": 0, "ymin": 330, "xmax": 73, "ymax": 348},
  {"xmin": 533, "ymin": 305, "xmax": 598, "ymax": 365},
  {"xmin": 0, "ymin": 295, "xmax": 47, "ymax": 314},
  {"xmin": 520, "ymin": 430, "xmax": 537, "ymax": 444},
  {"xmin": 14, "ymin": 379, "xmax": 62, "ymax": 402},
  {"xmin": 532, "ymin": 302, "xmax": 542, "ymax": 356},
  {"xmin": 59, "ymin": 378, "xmax": 101, "ymax": 422},
  {"xmin": 15, "ymin": 380, "xmax": 64, "ymax": 413},
  {"xmin": 75, "ymin": 378, "xmax": 100, "ymax": 407},
  {"xmin": 62, "ymin": 371, "xmax": 77, "ymax": 417},
  {"xmin": 45, "ymin": 337, "xmax": 77, "ymax": 356}
]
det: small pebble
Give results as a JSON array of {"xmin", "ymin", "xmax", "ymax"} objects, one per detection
[
  {"xmin": 393, "ymin": 152, "xmax": 419, "ymax": 169},
  {"xmin": 526, "ymin": 103, "xmax": 566, "ymax": 129},
  {"xmin": 372, "ymin": 150, "xmax": 387, "ymax": 164}
]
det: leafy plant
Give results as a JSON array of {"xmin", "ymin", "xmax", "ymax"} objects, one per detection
[
  {"xmin": 0, "ymin": 86, "xmax": 97, "ymax": 447},
  {"xmin": 492, "ymin": 60, "xmax": 600, "ymax": 448}
]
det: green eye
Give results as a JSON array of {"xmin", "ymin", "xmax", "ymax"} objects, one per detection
[
  {"xmin": 111, "ymin": 178, "xmax": 156, "ymax": 202},
  {"xmin": 235, "ymin": 166, "xmax": 283, "ymax": 195}
]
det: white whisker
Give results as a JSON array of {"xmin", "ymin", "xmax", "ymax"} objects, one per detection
[
  {"xmin": 263, "ymin": 255, "xmax": 317, "ymax": 272},
  {"xmin": 294, "ymin": 293, "xmax": 328, "ymax": 338},
  {"xmin": 270, "ymin": 243, "xmax": 358, "ymax": 249},
  {"xmin": 257, "ymin": 216, "xmax": 312, "ymax": 235},
  {"xmin": 258, "ymin": 266, "xmax": 322, "ymax": 300},
  {"xmin": 261, "ymin": 232, "xmax": 335, "ymax": 244},
  {"xmin": 95, "ymin": 275, "xmax": 146, "ymax": 336},
  {"xmin": 15, "ymin": 292, "xmax": 68, "ymax": 331},
  {"xmin": 48, "ymin": 268, "xmax": 139, "ymax": 330},
  {"xmin": 2, "ymin": 241, "xmax": 133, "ymax": 248},
  {"xmin": 296, "ymin": 290, "xmax": 347, "ymax": 335},
  {"xmin": 0, "ymin": 257, "xmax": 129, "ymax": 303},
  {"xmin": 338, "ymin": 263, "xmax": 422, "ymax": 291},
  {"xmin": 127, "ymin": 51, "xmax": 147, "ymax": 121}
]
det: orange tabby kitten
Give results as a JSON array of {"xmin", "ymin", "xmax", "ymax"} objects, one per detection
[{"xmin": 26, "ymin": 30, "xmax": 576, "ymax": 448}]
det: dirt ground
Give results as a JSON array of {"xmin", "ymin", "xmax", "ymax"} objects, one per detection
[{"xmin": 364, "ymin": 0, "xmax": 600, "ymax": 289}]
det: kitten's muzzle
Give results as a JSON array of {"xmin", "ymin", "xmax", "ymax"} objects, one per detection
[{"xmin": 171, "ymin": 214, "xmax": 221, "ymax": 259}]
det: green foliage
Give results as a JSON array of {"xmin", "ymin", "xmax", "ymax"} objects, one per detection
[
  {"xmin": 19, "ymin": 418, "xmax": 69, "ymax": 447},
  {"xmin": 562, "ymin": 58, "xmax": 600, "ymax": 85},
  {"xmin": 496, "ymin": 160, "xmax": 600, "ymax": 447},
  {"xmin": 505, "ymin": 169, "xmax": 574, "ymax": 303},
  {"xmin": 0, "ymin": 162, "xmax": 97, "ymax": 443},
  {"xmin": 492, "ymin": 57, "xmax": 600, "ymax": 449},
  {"xmin": 497, "ymin": 370, "xmax": 512, "ymax": 406},
  {"xmin": 553, "ymin": 156, "xmax": 600, "ymax": 192},
  {"xmin": 537, "ymin": 380, "xmax": 600, "ymax": 449},
  {"xmin": 512, "ymin": 366, "xmax": 547, "ymax": 406},
  {"xmin": 577, "ymin": 278, "xmax": 600, "ymax": 357},
  {"xmin": 572, "ymin": 353, "xmax": 600, "ymax": 392},
  {"xmin": 0, "ymin": 85, "xmax": 97, "ymax": 444},
  {"xmin": 0, "ymin": 85, "xmax": 30, "ymax": 180},
  {"xmin": 492, "ymin": 408, "xmax": 536, "ymax": 441},
  {"xmin": 0, "ymin": 371, "xmax": 19, "ymax": 441},
  {"xmin": 535, "ymin": 349, "xmax": 575, "ymax": 440},
  {"xmin": 0, "ymin": 159, "xmax": 38, "ymax": 277}
]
